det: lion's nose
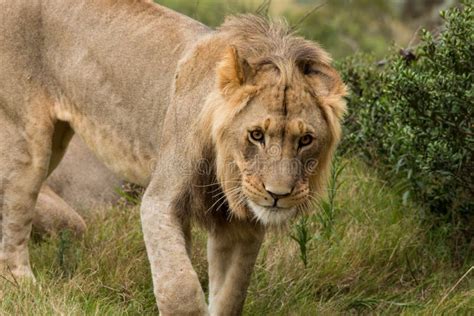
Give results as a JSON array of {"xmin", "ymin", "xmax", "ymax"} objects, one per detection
[{"xmin": 265, "ymin": 185, "xmax": 293, "ymax": 200}]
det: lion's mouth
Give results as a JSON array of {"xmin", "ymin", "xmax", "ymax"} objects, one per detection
[
  {"xmin": 264, "ymin": 206, "xmax": 287, "ymax": 211},
  {"xmin": 246, "ymin": 200, "xmax": 297, "ymax": 226}
]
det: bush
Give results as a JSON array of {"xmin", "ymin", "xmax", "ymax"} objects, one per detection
[{"xmin": 339, "ymin": 2, "xmax": 473, "ymax": 219}]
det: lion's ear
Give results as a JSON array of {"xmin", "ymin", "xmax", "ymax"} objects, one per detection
[
  {"xmin": 217, "ymin": 46, "xmax": 254, "ymax": 97},
  {"xmin": 300, "ymin": 61, "xmax": 348, "ymax": 120},
  {"xmin": 300, "ymin": 62, "xmax": 345, "ymax": 92}
]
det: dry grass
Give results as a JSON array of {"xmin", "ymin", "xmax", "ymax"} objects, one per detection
[{"xmin": 1, "ymin": 159, "xmax": 472, "ymax": 315}]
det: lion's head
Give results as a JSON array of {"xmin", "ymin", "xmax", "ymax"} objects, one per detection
[{"xmin": 200, "ymin": 15, "xmax": 347, "ymax": 226}]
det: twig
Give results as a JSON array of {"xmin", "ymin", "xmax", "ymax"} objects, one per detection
[
  {"xmin": 291, "ymin": 1, "xmax": 327, "ymax": 31},
  {"xmin": 8, "ymin": 266, "xmax": 20, "ymax": 288},
  {"xmin": 256, "ymin": 0, "xmax": 272, "ymax": 16},
  {"xmin": 436, "ymin": 266, "xmax": 473, "ymax": 309},
  {"xmin": 405, "ymin": 253, "xmax": 419, "ymax": 286},
  {"xmin": 0, "ymin": 273, "xmax": 19, "ymax": 288},
  {"xmin": 407, "ymin": 26, "xmax": 422, "ymax": 49},
  {"xmin": 1, "ymin": 265, "xmax": 20, "ymax": 288},
  {"xmin": 192, "ymin": 0, "xmax": 200, "ymax": 19}
]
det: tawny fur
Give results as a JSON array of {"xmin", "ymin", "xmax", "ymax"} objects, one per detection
[
  {"xmin": 33, "ymin": 184, "xmax": 87, "ymax": 237},
  {"xmin": 30, "ymin": 136, "xmax": 122, "ymax": 238},
  {"xmin": 0, "ymin": 1, "xmax": 346, "ymax": 315},
  {"xmin": 45, "ymin": 136, "xmax": 123, "ymax": 212}
]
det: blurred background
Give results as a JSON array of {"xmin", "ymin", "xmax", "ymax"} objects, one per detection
[{"xmin": 156, "ymin": 0, "xmax": 458, "ymax": 59}]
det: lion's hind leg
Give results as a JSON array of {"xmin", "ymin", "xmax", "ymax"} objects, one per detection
[
  {"xmin": 0, "ymin": 95, "xmax": 56, "ymax": 280},
  {"xmin": 32, "ymin": 121, "xmax": 86, "ymax": 237},
  {"xmin": 34, "ymin": 184, "xmax": 86, "ymax": 237}
]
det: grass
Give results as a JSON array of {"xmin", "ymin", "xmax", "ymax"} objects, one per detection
[{"xmin": 1, "ymin": 158, "xmax": 472, "ymax": 315}]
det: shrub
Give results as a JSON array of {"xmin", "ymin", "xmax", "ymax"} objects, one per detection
[{"xmin": 339, "ymin": 2, "xmax": 473, "ymax": 219}]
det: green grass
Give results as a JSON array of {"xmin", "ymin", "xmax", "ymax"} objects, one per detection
[{"xmin": 1, "ymin": 159, "xmax": 472, "ymax": 315}]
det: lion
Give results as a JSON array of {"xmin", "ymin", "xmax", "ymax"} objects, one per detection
[
  {"xmin": 0, "ymin": 1, "xmax": 347, "ymax": 315},
  {"xmin": 45, "ymin": 136, "xmax": 123, "ymax": 213},
  {"xmin": 30, "ymin": 136, "xmax": 123, "ymax": 237},
  {"xmin": 31, "ymin": 135, "xmax": 136, "ymax": 237}
]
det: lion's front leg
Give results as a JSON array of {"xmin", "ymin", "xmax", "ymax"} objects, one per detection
[
  {"xmin": 207, "ymin": 224, "xmax": 264, "ymax": 316},
  {"xmin": 141, "ymin": 193, "xmax": 208, "ymax": 316}
]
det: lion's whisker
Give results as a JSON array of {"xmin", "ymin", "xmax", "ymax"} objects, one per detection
[
  {"xmin": 206, "ymin": 187, "xmax": 242, "ymax": 214},
  {"xmin": 215, "ymin": 189, "xmax": 243, "ymax": 212},
  {"xmin": 220, "ymin": 189, "xmax": 247, "ymax": 213},
  {"xmin": 193, "ymin": 180, "xmax": 241, "ymax": 189},
  {"xmin": 206, "ymin": 194, "xmax": 231, "ymax": 214},
  {"xmin": 212, "ymin": 187, "xmax": 238, "ymax": 199},
  {"xmin": 213, "ymin": 186, "xmax": 241, "ymax": 198}
]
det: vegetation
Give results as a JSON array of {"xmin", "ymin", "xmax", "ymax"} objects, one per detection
[
  {"xmin": 156, "ymin": 0, "xmax": 409, "ymax": 58},
  {"xmin": 285, "ymin": 0, "xmax": 401, "ymax": 59},
  {"xmin": 340, "ymin": 2, "xmax": 473, "ymax": 222},
  {"xmin": 1, "ymin": 159, "xmax": 472, "ymax": 314},
  {"xmin": 1, "ymin": 1, "xmax": 472, "ymax": 315}
]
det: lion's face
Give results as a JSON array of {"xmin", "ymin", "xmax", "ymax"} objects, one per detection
[
  {"xmin": 212, "ymin": 46, "xmax": 346, "ymax": 226},
  {"xmin": 233, "ymin": 82, "xmax": 330, "ymax": 225}
]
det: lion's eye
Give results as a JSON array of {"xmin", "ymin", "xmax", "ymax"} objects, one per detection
[
  {"xmin": 299, "ymin": 134, "xmax": 313, "ymax": 147},
  {"xmin": 249, "ymin": 130, "xmax": 264, "ymax": 143}
]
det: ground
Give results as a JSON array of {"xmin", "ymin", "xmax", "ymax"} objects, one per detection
[{"xmin": 0, "ymin": 159, "xmax": 472, "ymax": 315}]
